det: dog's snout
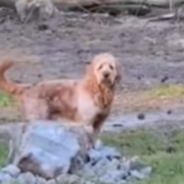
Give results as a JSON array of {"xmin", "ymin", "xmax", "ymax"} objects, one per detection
[{"xmin": 103, "ymin": 71, "xmax": 110, "ymax": 78}]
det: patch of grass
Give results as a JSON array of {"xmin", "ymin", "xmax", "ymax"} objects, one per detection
[
  {"xmin": 115, "ymin": 85, "xmax": 184, "ymax": 113},
  {"xmin": 147, "ymin": 84, "xmax": 184, "ymax": 98},
  {"xmin": 0, "ymin": 140, "xmax": 8, "ymax": 168},
  {"xmin": 0, "ymin": 91, "xmax": 14, "ymax": 108},
  {"xmin": 101, "ymin": 129, "xmax": 184, "ymax": 184},
  {"xmin": 134, "ymin": 153, "xmax": 184, "ymax": 184},
  {"xmin": 101, "ymin": 131, "xmax": 167, "ymax": 156}
]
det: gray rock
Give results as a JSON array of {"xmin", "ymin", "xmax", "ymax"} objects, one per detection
[
  {"xmin": 92, "ymin": 158, "xmax": 110, "ymax": 176},
  {"xmin": 86, "ymin": 152, "xmax": 151, "ymax": 183},
  {"xmin": 0, "ymin": 172, "xmax": 15, "ymax": 183},
  {"xmin": 120, "ymin": 159, "xmax": 131, "ymax": 172},
  {"xmin": 1, "ymin": 164, "xmax": 20, "ymax": 177},
  {"xmin": 139, "ymin": 167, "xmax": 152, "ymax": 178},
  {"xmin": 130, "ymin": 170, "xmax": 148, "ymax": 180},
  {"xmin": 10, "ymin": 120, "xmax": 93, "ymax": 179},
  {"xmin": 90, "ymin": 157, "xmax": 121, "ymax": 177},
  {"xmin": 129, "ymin": 158, "xmax": 146, "ymax": 170},
  {"xmin": 69, "ymin": 155, "xmax": 86, "ymax": 174},
  {"xmin": 99, "ymin": 170, "xmax": 127, "ymax": 184},
  {"xmin": 35, "ymin": 176, "xmax": 47, "ymax": 184},
  {"xmin": 17, "ymin": 172, "xmax": 36, "ymax": 184},
  {"xmin": 129, "ymin": 158, "xmax": 152, "ymax": 180},
  {"xmin": 106, "ymin": 158, "xmax": 121, "ymax": 170},
  {"xmin": 77, "ymin": 163, "xmax": 96, "ymax": 178},
  {"xmin": 79, "ymin": 158, "xmax": 121, "ymax": 179},
  {"xmin": 94, "ymin": 139, "xmax": 103, "ymax": 150},
  {"xmin": 90, "ymin": 157, "xmax": 120, "ymax": 177},
  {"xmin": 118, "ymin": 180, "xmax": 127, "ymax": 184},
  {"xmin": 89, "ymin": 146, "xmax": 120, "ymax": 162},
  {"xmin": 56, "ymin": 174, "xmax": 83, "ymax": 184},
  {"xmin": 47, "ymin": 179, "xmax": 56, "ymax": 184}
]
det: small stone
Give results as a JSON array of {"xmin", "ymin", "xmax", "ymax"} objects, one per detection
[
  {"xmin": 35, "ymin": 176, "xmax": 47, "ymax": 184},
  {"xmin": 125, "ymin": 174, "xmax": 134, "ymax": 182},
  {"xmin": 94, "ymin": 139, "xmax": 103, "ymax": 150},
  {"xmin": 89, "ymin": 146, "xmax": 120, "ymax": 162},
  {"xmin": 137, "ymin": 75, "xmax": 142, "ymax": 80},
  {"xmin": 113, "ymin": 124, "xmax": 123, "ymax": 127},
  {"xmin": 161, "ymin": 76, "xmax": 169, "ymax": 83},
  {"xmin": 130, "ymin": 160, "xmax": 145, "ymax": 170},
  {"xmin": 56, "ymin": 174, "xmax": 81, "ymax": 183},
  {"xmin": 99, "ymin": 170, "xmax": 128, "ymax": 183},
  {"xmin": 130, "ymin": 170, "xmax": 147, "ymax": 180},
  {"xmin": 47, "ymin": 179, "xmax": 56, "ymax": 184},
  {"xmin": 106, "ymin": 158, "xmax": 121, "ymax": 171},
  {"xmin": 37, "ymin": 24, "xmax": 49, "ymax": 31},
  {"xmin": 92, "ymin": 158, "xmax": 121, "ymax": 178},
  {"xmin": 167, "ymin": 110, "xmax": 172, "ymax": 115},
  {"xmin": 131, "ymin": 156, "xmax": 139, "ymax": 162},
  {"xmin": 1, "ymin": 164, "xmax": 20, "ymax": 177},
  {"xmin": 137, "ymin": 113, "xmax": 145, "ymax": 120},
  {"xmin": 92, "ymin": 158, "xmax": 110, "ymax": 176},
  {"xmin": 120, "ymin": 160, "xmax": 131, "ymax": 172},
  {"xmin": 69, "ymin": 155, "xmax": 85, "ymax": 174},
  {"xmin": 83, "ymin": 181, "xmax": 95, "ymax": 184},
  {"xmin": 118, "ymin": 180, "xmax": 127, "ymax": 184},
  {"xmin": 140, "ymin": 167, "xmax": 152, "ymax": 177},
  {"xmin": 78, "ymin": 164, "xmax": 96, "ymax": 178},
  {"xmin": 0, "ymin": 172, "xmax": 15, "ymax": 183},
  {"xmin": 37, "ymin": 74, "xmax": 43, "ymax": 78},
  {"xmin": 17, "ymin": 172, "xmax": 36, "ymax": 184}
]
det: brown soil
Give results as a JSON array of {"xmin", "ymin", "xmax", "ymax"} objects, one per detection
[{"xmin": 0, "ymin": 9, "xmax": 184, "ymax": 90}]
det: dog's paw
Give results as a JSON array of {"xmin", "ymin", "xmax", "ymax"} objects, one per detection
[{"xmin": 15, "ymin": 0, "xmax": 57, "ymax": 23}]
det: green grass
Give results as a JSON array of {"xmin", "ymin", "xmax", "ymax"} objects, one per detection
[
  {"xmin": 0, "ymin": 91, "xmax": 14, "ymax": 108},
  {"xmin": 147, "ymin": 84, "xmax": 184, "ymax": 98},
  {"xmin": 0, "ymin": 140, "xmax": 8, "ymax": 168},
  {"xmin": 101, "ymin": 129, "xmax": 184, "ymax": 184}
]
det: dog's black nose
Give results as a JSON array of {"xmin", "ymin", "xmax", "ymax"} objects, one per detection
[{"xmin": 103, "ymin": 72, "xmax": 110, "ymax": 78}]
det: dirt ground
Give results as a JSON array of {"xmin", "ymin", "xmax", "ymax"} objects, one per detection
[
  {"xmin": 1, "ymin": 8, "xmax": 184, "ymax": 129},
  {"xmin": 0, "ymin": 8, "xmax": 184, "ymax": 91}
]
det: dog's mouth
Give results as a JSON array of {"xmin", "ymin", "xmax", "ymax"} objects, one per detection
[{"xmin": 101, "ymin": 77, "xmax": 113, "ymax": 87}]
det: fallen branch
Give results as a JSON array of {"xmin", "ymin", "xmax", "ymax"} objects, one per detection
[
  {"xmin": 147, "ymin": 4, "xmax": 184, "ymax": 22},
  {"xmin": 52, "ymin": 0, "xmax": 184, "ymax": 8},
  {"xmin": 0, "ymin": 0, "xmax": 184, "ymax": 22},
  {"xmin": 70, "ymin": 3, "xmax": 151, "ymax": 16},
  {"xmin": 147, "ymin": 12, "xmax": 176, "ymax": 21}
]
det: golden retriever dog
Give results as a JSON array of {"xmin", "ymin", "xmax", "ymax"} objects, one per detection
[{"xmin": 0, "ymin": 53, "xmax": 121, "ymax": 136}]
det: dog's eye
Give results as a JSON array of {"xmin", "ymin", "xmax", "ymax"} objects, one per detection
[
  {"xmin": 109, "ymin": 65, "xmax": 114, "ymax": 70},
  {"xmin": 98, "ymin": 65, "xmax": 103, "ymax": 70}
]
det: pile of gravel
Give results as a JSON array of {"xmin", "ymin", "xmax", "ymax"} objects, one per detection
[{"xmin": 0, "ymin": 144, "xmax": 151, "ymax": 184}]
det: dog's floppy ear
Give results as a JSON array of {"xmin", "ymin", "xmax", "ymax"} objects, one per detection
[{"xmin": 85, "ymin": 61, "xmax": 94, "ymax": 76}]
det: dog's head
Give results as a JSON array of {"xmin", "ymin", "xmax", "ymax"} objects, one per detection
[{"xmin": 86, "ymin": 53, "xmax": 121, "ymax": 88}]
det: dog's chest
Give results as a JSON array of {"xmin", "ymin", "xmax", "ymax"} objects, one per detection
[{"xmin": 77, "ymin": 92, "xmax": 101, "ymax": 123}]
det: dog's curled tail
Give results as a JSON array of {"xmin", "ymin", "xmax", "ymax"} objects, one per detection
[{"xmin": 0, "ymin": 60, "xmax": 25, "ymax": 95}]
